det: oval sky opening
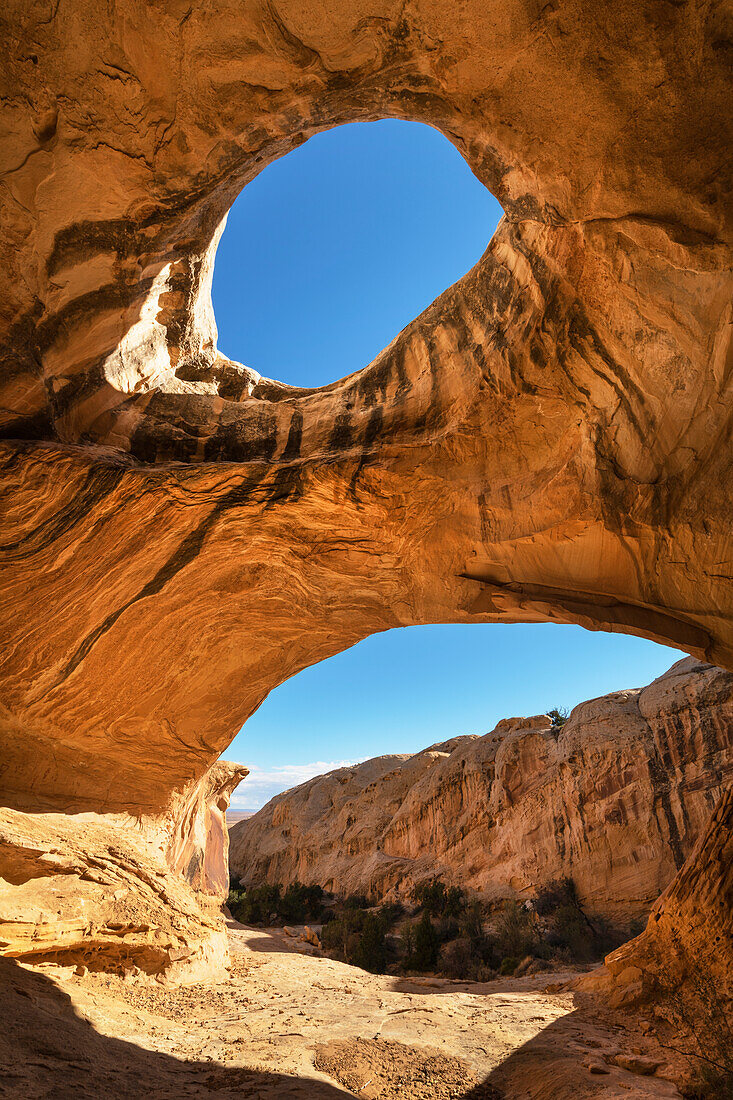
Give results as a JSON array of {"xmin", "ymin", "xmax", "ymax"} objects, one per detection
[{"xmin": 212, "ymin": 119, "xmax": 503, "ymax": 388}]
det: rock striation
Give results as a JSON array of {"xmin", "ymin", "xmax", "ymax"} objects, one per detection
[
  {"xmin": 0, "ymin": 0, "xmax": 732, "ymax": 990},
  {"xmin": 230, "ymin": 660, "xmax": 733, "ymax": 922},
  {"xmin": 0, "ymin": 760, "xmax": 246, "ymax": 979}
]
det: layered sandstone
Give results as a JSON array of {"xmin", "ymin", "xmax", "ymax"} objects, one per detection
[
  {"xmin": 0, "ymin": 761, "xmax": 246, "ymax": 978},
  {"xmin": 230, "ymin": 660, "xmax": 733, "ymax": 922},
  {"xmin": 1, "ymin": 0, "xmax": 732, "ymax": 989}
]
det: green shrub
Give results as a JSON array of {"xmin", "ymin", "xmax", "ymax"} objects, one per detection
[
  {"xmin": 499, "ymin": 956, "xmax": 518, "ymax": 975},
  {"xmin": 228, "ymin": 881, "xmax": 326, "ymax": 926},
  {"xmin": 413, "ymin": 878, "xmax": 465, "ymax": 918},
  {"xmin": 344, "ymin": 893, "xmax": 371, "ymax": 910},
  {"xmin": 348, "ymin": 912, "xmax": 387, "ymax": 973},
  {"xmin": 534, "ymin": 877, "xmax": 578, "ymax": 916},
  {"xmin": 404, "ymin": 911, "xmax": 440, "ymax": 971},
  {"xmin": 377, "ymin": 902, "xmax": 403, "ymax": 929},
  {"xmin": 440, "ymin": 936, "xmax": 495, "ymax": 981},
  {"xmin": 321, "ymin": 906, "xmax": 390, "ymax": 973},
  {"xmin": 434, "ymin": 916, "xmax": 459, "ymax": 943},
  {"xmin": 494, "ymin": 900, "xmax": 536, "ymax": 960},
  {"xmin": 230, "ymin": 883, "xmax": 282, "ymax": 925},
  {"xmin": 279, "ymin": 882, "xmax": 324, "ymax": 924},
  {"xmin": 460, "ymin": 898, "xmax": 485, "ymax": 943},
  {"xmin": 548, "ymin": 903, "xmax": 596, "ymax": 961},
  {"xmin": 535, "ymin": 878, "xmax": 623, "ymax": 962}
]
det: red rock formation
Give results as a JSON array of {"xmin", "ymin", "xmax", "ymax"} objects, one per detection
[
  {"xmin": 230, "ymin": 660, "xmax": 733, "ymax": 922},
  {"xmin": 0, "ymin": 0, "xmax": 731, "ymax": 983}
]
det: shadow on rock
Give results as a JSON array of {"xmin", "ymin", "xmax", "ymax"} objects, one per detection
[
  {"xmin": 460, "ymin": 1004, "xmax": 682, "ymax": 1100},
  {"xmin": 0, "ymin": 957, "xmax": 351, "ymax": 1099}
]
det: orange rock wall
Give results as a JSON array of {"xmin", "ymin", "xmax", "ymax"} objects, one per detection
[{"xmin": 230, "ymin": 660, "xmax": 733, "ymax": 921}]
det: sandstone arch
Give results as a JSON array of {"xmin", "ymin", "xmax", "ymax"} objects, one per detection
[{"xmin": 0, "ymin": 0, "xmax": 731, "ymax": 983}]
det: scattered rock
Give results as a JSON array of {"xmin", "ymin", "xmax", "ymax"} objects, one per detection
[
  {"xmin": 314, "ymin": 1037, "xmax": 503, "ymax": 1099},
  {"xmin": 585, "ymin": 1059, "xmax": 611, "ymax": 1075},
  {"xmin": 614, "ymin": 1054, "xmax": 663, "ymax": 1076}
]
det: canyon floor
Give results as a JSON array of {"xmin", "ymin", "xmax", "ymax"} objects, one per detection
[{"xmin": 2, "ymin": 919, "xmax": 688, "ymax": 1099}]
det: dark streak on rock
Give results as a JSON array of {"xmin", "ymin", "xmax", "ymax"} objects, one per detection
[
  {"xmin": 328, "ymin": 411, "xmax": 353, "ymax": 452},
  {"xmin": 348, "ymin": 405, "xmax": 384, "ymax": 501},
  {"xmin": 281, "ymin": 409, "xmax": 303, "ymax": 460},
  {"xmin": 646, "ymin": 750, "xmax": 686, "ymax": 870},
  {"xmin": 357, "ymin": 358, "xmax": 392, "ymax": 408},
  {"xmin": 0, "ymin": 465, "xmax": 127, "ymax": 558},
  {"xmin": 59, "ymin": 470, "xmax": 269, "ymax": 681},
  {"xmin": 263, "ymin": 463, "xmax": 305, "ymax": 509}
]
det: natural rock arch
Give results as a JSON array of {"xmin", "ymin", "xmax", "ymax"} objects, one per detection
[{"xmin": 0, "ymin": 0, "xmax": 731, "ymax": 984}]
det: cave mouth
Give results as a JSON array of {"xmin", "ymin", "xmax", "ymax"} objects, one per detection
[{"xmin": 211, "ymin": 119, "xmax": 504, "ymax": 391}]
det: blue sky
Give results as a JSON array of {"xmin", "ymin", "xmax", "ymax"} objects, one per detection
[{"xmin": 212, "ymin": 120, "xmax": 682, "ymax": 810}]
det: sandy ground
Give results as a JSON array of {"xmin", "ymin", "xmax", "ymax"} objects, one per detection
[{"xmin": 1, "ymin": 920, "xmax": 684, "ymax": 1099}]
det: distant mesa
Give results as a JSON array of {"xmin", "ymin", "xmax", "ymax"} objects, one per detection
[{"xmin": 226, "ymin": 810, "xmax": 255, "ymax": 827}]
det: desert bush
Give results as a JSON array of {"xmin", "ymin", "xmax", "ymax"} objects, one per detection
[
  {"xmin": 278, "ymin": 882, "xmax": 325, "ymax": 923},
  {"xmin": 377, "ymin": 901, "xmax": 404, "ymax": 927},
  {"xmin": 228, "ymin": 881, "xmax": 326, "ymax": 926},
  {"xmin": 413, "ymin": 878, "xmax": 465, "ymax": 918},
  {"xmin": 548, "ymin": 707, "xmax": 569, "ymax": 729},
  {"xmin": 343, "ymin": 892, "xmax": 371, "ymax": 910},
  {"xmin": 534, "ymin": 877, "xmax": 578, "ymax": 916},
  {"xmin": 534, "ymin": 878, "xmax": 625, "ymax": 961},
  {"xmin": 493, "ymin": 900, "xmax": 536, "ymax": 960},
  {"xmin": 440, "ymin": 936, "xmax": 495, "ymax": 981},
  {"xmin": 459, "ymin": 898, "xmax": 485, "ymax": 942},
  {"xmin": 403, "ymin": 911, "xmax": 440, "ymax": 971},
  {"xmin": 229, "ymin": 883, "xmax": 283, "ymax": 925},
  {"xmin": 435, "ymin": 916, "xmax": 460, "ymax": 943},
  {"xmin": 547, "ymin": 903, "xmax": 597, "ymax": 961},
  {"xmin": 321, "ymin": 905, "xmax": 395, "ymax": 973},
  {"xmin": 348, "ymin": 912, "xmax": 387, "ymax": 973},
  {"xmin": 499, "ymin": 956, "xmax": 519, "ymax": 975}
]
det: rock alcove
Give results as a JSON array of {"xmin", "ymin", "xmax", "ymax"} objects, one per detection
[{"xmin": 0, "ymin": 0, "xmax": 731, "ymax": 1010}]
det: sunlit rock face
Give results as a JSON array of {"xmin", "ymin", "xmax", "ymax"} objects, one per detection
[
  {"xmin": 0, "ymin": 0, "xmax": 732, "ymax": 982},
  {"xmin": 0, "ymin": 761, "xmax": 246, "ymax": 978},
  {"xmin": 230, "ymin": 660, "xmax": 733, "ymax": 922}
]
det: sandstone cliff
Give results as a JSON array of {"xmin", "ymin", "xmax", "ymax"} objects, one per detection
[{"xmin": 230, "ymin": 660, "xmax": 733, "ymax": 921}]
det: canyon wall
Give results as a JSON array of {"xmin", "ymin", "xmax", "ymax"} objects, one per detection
[
  {"xmin": 230, "ymin": 659, "xmax": 733, "ymax": 921},
  {"xmin": 0, "ymin": 0, "xmax": 731, "ymax": 985}
]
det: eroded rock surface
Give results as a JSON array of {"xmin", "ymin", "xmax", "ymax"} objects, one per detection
[
  {"xmin": 0, "ymin": 924, "xmax": 686, "ymax": 1099},
  {"xmin": 1, "ymin": 0, "xmax": 732, "ymax": 991},
  {"xmin": 0, "ymin": 761, "xmax": 246, "ymax": 979},
  {"xmin": 230, "ymin": 659, "xmax": 733, "ymax": 921}
]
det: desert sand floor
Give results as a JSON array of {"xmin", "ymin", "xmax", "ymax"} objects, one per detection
[{"xmin": 2, "ymin": 920, "xmax": 684, "ymax": 1099}]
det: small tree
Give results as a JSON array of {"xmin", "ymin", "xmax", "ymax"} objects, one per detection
[
  {"xmin": 409, "ymin": 911, "xmax": 440, "ymax": 970},
  {"xmin": 413, "ymin": 877, "xmax": 465, "ymax": 917},
  {"xmin": 547, "ymin": 707, "xmax": 569, "ymax": 729},
  {"xmin": 460, "ymin": 898, "xmax": 485, "ymax": 943},
  {"xmin": 348, "ymin": 912, "xmax": 387, "ymax": 973},
  {"xmin": 494, "ymin": 900, "xmax": 536, "ymax": 959}
]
